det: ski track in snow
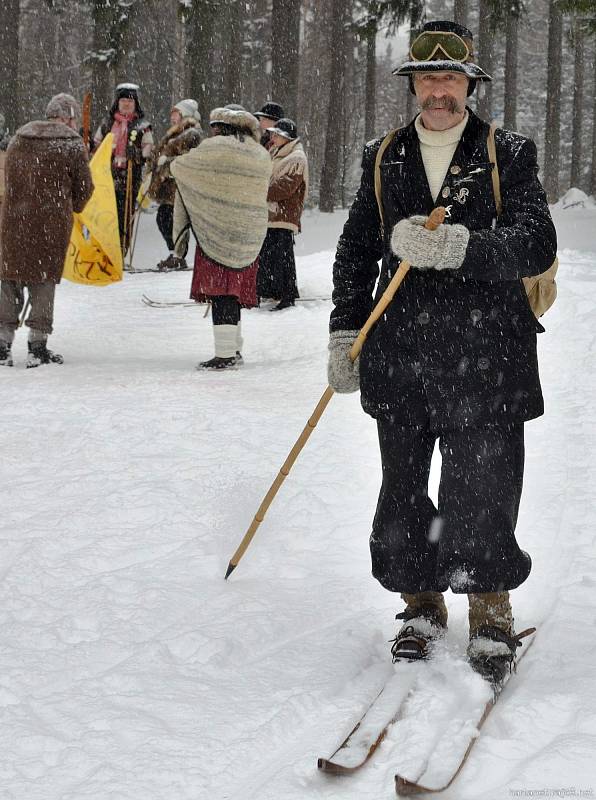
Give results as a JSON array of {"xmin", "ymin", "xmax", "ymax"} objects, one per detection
[{"xmin": 1, "ymin": 205, "xmax": 595, "ymax": 799}]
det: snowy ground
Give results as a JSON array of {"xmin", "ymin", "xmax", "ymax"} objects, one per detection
[{"xmin": 1, "ymin": 194, "xmax": 595, "ymax": 799}]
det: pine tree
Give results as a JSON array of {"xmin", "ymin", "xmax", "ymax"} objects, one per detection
[
  {"xmin": 271, "ymin": 0, "xmax": 302, "ymax": 117},
  {"xmin": 543, "ymin": 0, "xmax": 563, "ymax": 201},
  {"xmin": 319, "ymin": 0, "xmax": 348, "ymax": 212},
  {"xmin": 0, "ymin": 0, "xmax": 20, "ymax": 134}
]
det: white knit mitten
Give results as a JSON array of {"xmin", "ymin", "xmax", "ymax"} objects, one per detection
[
  {"xmin": 327, "ymin": 330, "xmax": 360, "ymax": 394},
  {"xmin": 390, "ymin": 215, "xmax": 470, "ymax": 270}
]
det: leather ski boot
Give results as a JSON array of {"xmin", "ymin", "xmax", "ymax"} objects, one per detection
[{"xmin": 390, "ymin": 592, "xmax": 448, "ymax": 662}]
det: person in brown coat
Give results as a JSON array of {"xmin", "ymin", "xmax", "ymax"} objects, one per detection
[
  {"xmin": 0, "ymin": 93, "xmax": 94, "ymax": 368},
  {"xmin": 256, "ymin": 118, "xmax": 308, "ymax": 311},
  {"xmin": 147, "ymin": 98, "xmax": 203, "ymax": 271}
]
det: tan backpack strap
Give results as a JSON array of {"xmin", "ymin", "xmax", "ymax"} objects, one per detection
[
  {"xmin": 374, "ymin": 128, "xmax": 400, "ymax": 235},
  {"xmin": 487, "ymin": 121, "xmax": 502, "ymax": 216}
]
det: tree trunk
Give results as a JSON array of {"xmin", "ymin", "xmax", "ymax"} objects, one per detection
[
  {"xmin": 503, "ymin": 9, "xmax": 519, "ymax": 130},
  {"xmin": 592, "ymin": 57, "xmax": 596, "ymax": 198},
  {"xmin": 90, "ymin": 0, "xmax": 117, "ymax": 127},
  {"xmin": 319, "ymin": 0, "xmax": 347, "ymax": 212},
  {"xmin": 172, "ymin": 0, "xmax": 188, "ymax": 103},
  {"xmin": 0, "ymin": 0, "xmax": 20, "ymax": 133},
  {"xmin": 223, "ymin": 0, "xmax": 245, "ymax": 103},
  {"xmin": 543, "ymin": 0, "xmax": 562, "ymax": 202},
  {"xmin": 186, "ymin": 0, "xmax": 217, "ymax": 125},
  {"xmin": 406, "ymin": 15, "xmax": 417, "ymax": 123},
  {"xmin": 271, "ymin": 0, "xmax": 301, "ymax": 117},
  {"xmin": 364, "ymin": 22, "xmax": 377, "ymax": 142},
  {"xmin": 476, "ymin": 0, "xmax": 494, "ymax": 122},
  {"xmin": 453, "ymin": 0, "xmax": 468, "ymax": 27},
  {"xmin": 570, "ymin": 19, "xmax": 585, "ymax": 190}
]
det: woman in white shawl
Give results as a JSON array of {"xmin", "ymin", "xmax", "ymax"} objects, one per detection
[{"xmin": 171, "ymin": 105, "xmax": 272, "ymax": 370}]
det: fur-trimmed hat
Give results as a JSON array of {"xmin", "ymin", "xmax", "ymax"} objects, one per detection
[
  {"xmin": 45, "ymin": 93, "xmax": 80, "ymax": 120},
  {"xmin": 209, "ymin": 105, "xmax": 261, "ymax": 142},
  {"xmin": 266, "ymin": 118, "xmax": 298, "ymax": 141},
  {"xmin": 110, "ymin": 83, "xmax": 144, "ymax": 118},
  {"xmin": 173, "ymin": 98, "xmax": 201, "ymax": 123},
  {"xmin": 393, "ymin": 20, "xmax": 491, "ymax": 95}
]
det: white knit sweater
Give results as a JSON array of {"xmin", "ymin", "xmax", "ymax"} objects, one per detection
[{"xmin": 415, "ymin": 112, "xmax": 469, "ymax": 202}]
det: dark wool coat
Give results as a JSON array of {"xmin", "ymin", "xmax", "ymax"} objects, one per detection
[
  {"xmin": 330, "ymin": 110, "xmax": 558, "ymax": 429},
  {"xmin": 0, "ymin": 121, "xmax": 93, "ymax": 284},
  {"xmin": 148, "ymin": 119, "xmax": 203, "ymax": 205}
]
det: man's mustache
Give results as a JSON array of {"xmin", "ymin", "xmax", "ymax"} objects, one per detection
[{"xmin": 422, "ymin": 96, "xmax": 463, "ymax": 114}]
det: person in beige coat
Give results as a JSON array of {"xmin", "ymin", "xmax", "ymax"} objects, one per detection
[
  {"xmin": 256, "ymin": 118, "xmax": 308, "ymax": 311},
  {"xmin": 0, "ymin": 93, "xmax": 93, "ymax": 368}
]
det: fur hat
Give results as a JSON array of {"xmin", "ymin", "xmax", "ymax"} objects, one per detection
[
  {"xmin": 209, "ymin": 105, "xmax": 260, "ymax": 142},
  {"xmin": 110, "ymin": 83, "xmax": 144, "ymax": 118},
  {"xmin": 393, "ymin": 20, "xmax": 491, "ymax": 95},
  {"xmin": 45, "ymin": 93, "xmax": 80, "ymax": 121},
  {"xmin": 173, "ymin": 98, "xmax": 201, "ymax": 123}
]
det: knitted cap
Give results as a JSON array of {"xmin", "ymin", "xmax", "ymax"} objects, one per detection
[
  {"xmin": 173, "ymin": 98, "xmax": 201, "ymax": 123},
  {"xmin": 45, "ymin": 93, "xmax": 80, "ymax": 120}
]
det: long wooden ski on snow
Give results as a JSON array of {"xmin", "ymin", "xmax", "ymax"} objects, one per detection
[{"xmin": 394, "ymin": 628, "xmax": 536, "ymax": 796}]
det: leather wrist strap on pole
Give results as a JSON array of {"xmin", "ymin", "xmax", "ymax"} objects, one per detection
[{"xmin": 224, "ymin": 205, "xmax": 445, "ymax": 580}]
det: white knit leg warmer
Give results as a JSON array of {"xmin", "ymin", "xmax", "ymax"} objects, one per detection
[
  {"xmin": 213, "ymin": 324, "xmax": 238, "ymax": 359},
  {"xmin": 236, "ymin": 321, "xmax": 243, "ymax": 354}
]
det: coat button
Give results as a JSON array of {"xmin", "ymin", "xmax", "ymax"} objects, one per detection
[
  {"xmin": 441, "ymin": 186, "xmax": 451, "ymax": 198},
  {"xmin": 417, "ymin": 311, "xmax": 430, "ymax": 325},
  {"xmin": 470, "ymin": 309, "xmax": 483, "ymax": 324},
  {"xmin": 478, "ymin": 357, "xmax": 490, "ymax": 370},
  {"xmin": 450, "ymin": 165, "xmax": 461, "ymax": 175}
]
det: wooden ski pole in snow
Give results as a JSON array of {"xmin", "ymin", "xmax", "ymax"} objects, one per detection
[{"xmin": 224, "ymin": 206, "xmax": 446, "ymax": 580}]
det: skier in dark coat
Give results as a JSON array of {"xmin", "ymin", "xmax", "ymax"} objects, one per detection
[{"xmin": 327, "ymin": 20, "xmax": 557, "ymax": 685}]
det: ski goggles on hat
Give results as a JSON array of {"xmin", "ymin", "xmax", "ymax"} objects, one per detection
[{"xmin": 410, "ymin": 31, "xmax": 471, "ymax": 63}]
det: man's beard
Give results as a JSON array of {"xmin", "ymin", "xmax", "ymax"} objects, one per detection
[{"xmin": 421, "ymin": 96, "xmax": 463, "ymax": 114}]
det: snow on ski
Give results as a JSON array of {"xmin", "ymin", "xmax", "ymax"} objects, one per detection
[
  {"xmin": 394, "ymin": 629, "xmax": 537, "ymax": 796},
  {"xmin": 317, "ymin": 659, "xmax": 423, "ymax": 773}
]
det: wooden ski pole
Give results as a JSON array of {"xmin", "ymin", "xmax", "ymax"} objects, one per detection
[
  {"xmin": 126, "ymin": 196, "xmax": 144, "ymax": 272},
  {"xmin": 225, "ymin": 206, "xmax": 446, "ymax": 580},
  {"xmin": 122, "ymin": 159, "xmax": 133, "ymax": 259},
  {"xmin": 82, "ymin": 92, "xmax": 92, "ymax": 150}
]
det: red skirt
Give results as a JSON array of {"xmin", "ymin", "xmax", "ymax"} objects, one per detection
[{"xmin": 190, "ymin": 245, "xmax": 259, "ymax": 308}]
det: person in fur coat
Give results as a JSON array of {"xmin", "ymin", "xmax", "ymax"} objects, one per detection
[
  {"xmin": 0, "ymin": 94, "xmax": 93, "ymax": 368},
  {"xmin": 171, "ymin": 105, "xmax": 272, "ymax": 370},
  {"xmin": 148, "ymin": 99, "xmax": 203, "ymax": 271},
  {"xmin": 257, "ymin": 118, "xmax": 308, "ymax": 311}
]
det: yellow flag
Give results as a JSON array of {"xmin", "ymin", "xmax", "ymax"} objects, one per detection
[
  {"xmin": 63, "ymin": 133, "xmax": 123, "ymax": 285},
  {"xmin": 137, "ymin": 172, "xmax": 152, "ymax": 210}
]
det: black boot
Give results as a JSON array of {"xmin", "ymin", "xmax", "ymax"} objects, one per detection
[
  {"xmin": 390, "ymin": 604, "xmax": 447, "ymax": 662},
  {"xmin": 197, "ymin": 356, "xmax": 237, "ymax": 371},
  {"xmin": 0, "ymin": 340, "xmax": 13, "ymax": 367},
  {"xmin": 467, "ymin": 625, "xmax": 529, "ymax": 686},
  {"xmin": 26, "ymin": 341, "xmax": 64, "ymax": 369},
  {"xmin": 270, "ymin": 299, "xmax": 295, "ymax": 311}
]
